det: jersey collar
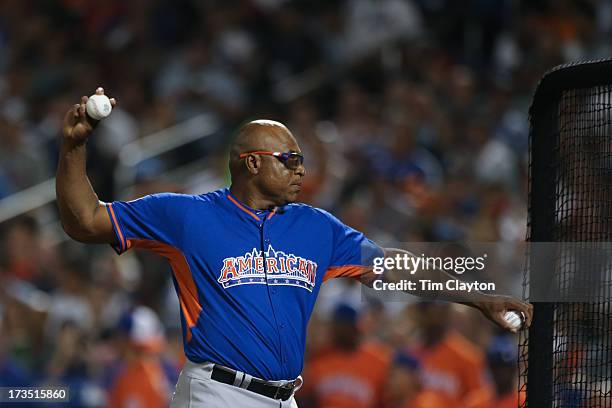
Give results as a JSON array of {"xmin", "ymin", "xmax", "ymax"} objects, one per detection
[{"xmin": 226, "ymin": 190, "xmax": 276, "ymax": 222}]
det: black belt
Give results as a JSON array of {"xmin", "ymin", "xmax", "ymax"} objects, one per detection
[{"xmin": 210, "ymin": 365, "xmax": 298, "ymax": 401}]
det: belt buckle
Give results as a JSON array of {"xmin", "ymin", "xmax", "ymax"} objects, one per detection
[{"xmin": 274, "ymin": 381, "xmax": 295, "ymax": 400}]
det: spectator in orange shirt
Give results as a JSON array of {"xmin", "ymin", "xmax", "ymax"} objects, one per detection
[
  {"xmin": 484, "ymin": 335, "xmax": 524, "ymax": 408},
  {"xmin": 410, "ymin": 302, "xmax": 492, "ymax": 406},
  {"xmin": 107, "ymin": 306, "xmax": 174, "ymax": 408},
  {"xmin": 384, "ymin": 351, "xmax": 448, "ymax": 408},
  {"xmin": 299, "ymin": 303, "xmax": 391, "ymax": 408}
]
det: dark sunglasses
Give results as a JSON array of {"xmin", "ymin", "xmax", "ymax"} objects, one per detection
[{"xmin": 239, "ymin": 151, "xmax": 304, "ymax": 170}]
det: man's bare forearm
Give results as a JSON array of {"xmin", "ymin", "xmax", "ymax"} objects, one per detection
[
  {"xmin": 380, "ymin": 248, "xmax": 490, "ymax": 308},
  {"xmin": 56, "ymin": 140, "xmax": 101, "ymax": 239},
  {"xmin": 364, "ymin": 248, "xmax": 534, "ymax": 332}
]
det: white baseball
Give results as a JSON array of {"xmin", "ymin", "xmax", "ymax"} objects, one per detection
[
  {"xmin": 86, "ymin": 92, "xmax": 112, "ymax": 120},
  {"xmin": 503, "ymin": 310, "xmax": 524, "ymax": 330}
]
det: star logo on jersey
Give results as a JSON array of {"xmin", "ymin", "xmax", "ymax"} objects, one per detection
[{"xmin": 218, "ymin": 245, "xmax": 317, "ymax": 291}]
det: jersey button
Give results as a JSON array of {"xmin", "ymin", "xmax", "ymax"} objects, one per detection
[{"xmin": 279, "ymin": 323, "xmax": 285, "ymax": 329}]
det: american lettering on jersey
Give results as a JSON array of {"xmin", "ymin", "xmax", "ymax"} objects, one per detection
[{"xmin": 218, "ymin": 245, "xmax": 318, "ymax": 291}]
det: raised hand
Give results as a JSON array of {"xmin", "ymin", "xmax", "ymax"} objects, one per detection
[{"xmin": 62, "ymin": 87, "xmax": 116, "ymax": 144}]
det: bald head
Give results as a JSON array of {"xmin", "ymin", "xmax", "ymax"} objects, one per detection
[
  {"xmin": 229, "ymin": 119, "xmax": 297, "ymax": 179},
  {"xmin": 228, "ymin": 119, "xmax": 305, "ymax": 207}
]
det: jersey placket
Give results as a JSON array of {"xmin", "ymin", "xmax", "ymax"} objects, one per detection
[
  {"xmin": 227, "ymin": 192, "xmax": 289, "ymax": 377},
  {"xmin": 259, "ymin": 214, "xmax": 288, "ymax": 376}
]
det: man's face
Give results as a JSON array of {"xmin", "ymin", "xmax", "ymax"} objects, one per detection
[
  {"xmin": 250, "ymin": 129, "xmax": 306, "ymax": 206},
  {"xmin": 414, "ymin": 302, "xmax": 450, "ymax": 340},
  {"xmin": 386, "ymin": 366, "xmax": 421, "ymax": 404},
  {"xmin": 330, "ymin": 321, "xmax": 360, "ymax": 350}
]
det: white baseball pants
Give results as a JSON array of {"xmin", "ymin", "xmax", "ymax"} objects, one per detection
[{"xmin": 170, "ymin": 360, "xmax": 299, "ymax": 408}]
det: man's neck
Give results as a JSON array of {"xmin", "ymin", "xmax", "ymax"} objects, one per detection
[{"xmin": 229, "ymin": 185, "xmax": 277, "ymax": 211}]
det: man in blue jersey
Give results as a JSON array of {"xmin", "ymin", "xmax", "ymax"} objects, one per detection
[{"xmin": 56, "ymin": 90, "xmax": 532, "ymax": 407}]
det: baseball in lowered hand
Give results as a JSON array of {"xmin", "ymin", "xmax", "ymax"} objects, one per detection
[
  {"xmin": 86, "ymin": 88, "xmax": 113, "ymax": 120},
  {"xmin": 503, "ymin": 310, "xmax": 525, "ymax": 330}
]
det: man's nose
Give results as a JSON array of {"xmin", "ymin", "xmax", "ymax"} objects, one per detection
[{"xmin": 295, "ymin": 164, "xmax": 306, "ymax": 177}]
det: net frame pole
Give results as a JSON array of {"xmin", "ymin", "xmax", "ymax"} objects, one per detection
[{"xmin": 526, "ymin": 91, "xmax": 558, "ymax": 408}]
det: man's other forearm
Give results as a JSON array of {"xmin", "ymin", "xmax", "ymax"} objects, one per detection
[{"xmin": 380, "ymin": 248, "xmax": 490, "ymax": 308}]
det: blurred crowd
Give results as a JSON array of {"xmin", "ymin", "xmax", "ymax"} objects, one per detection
[{"xmin": 1, "ymin": 0, "xmax": 610, "ymax": 407}]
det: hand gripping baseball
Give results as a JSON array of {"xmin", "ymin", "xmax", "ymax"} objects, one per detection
[
  {"xmin": 62, "ymin": 87, "xmax": 116, "ymax": 144},
  {"xmin": 476, "ymin": 295, "xmax": 533, "ymax": 333}
]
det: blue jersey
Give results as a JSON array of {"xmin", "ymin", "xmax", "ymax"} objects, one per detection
[{"xmin": 106, "ymin": 188, "xmax": 382, "ymax": 380}]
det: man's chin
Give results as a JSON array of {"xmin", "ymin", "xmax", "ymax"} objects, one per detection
[{"xmin": 283, "ymin": 191, "xmax": 300, "ymax": 204}]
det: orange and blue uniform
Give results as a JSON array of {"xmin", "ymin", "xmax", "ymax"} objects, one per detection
[
  {"xmin": 413, "ymin": 332, "xmax": 492, "ymax": 406},
  {"xmin": 106, "ymin": 188, "xmax": 383, "ymax": 381},
  {"xmin": 107, "ymin": 358, "xmax": 170, "ymax": 408},
  {"xmin": 302, "ymin": 342, "xmax": 392, "ymax": 408}
]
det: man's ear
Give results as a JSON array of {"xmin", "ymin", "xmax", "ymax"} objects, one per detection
[{"xmin": 244, "ymin": 154, "xmax": 261, "ymax": 175}]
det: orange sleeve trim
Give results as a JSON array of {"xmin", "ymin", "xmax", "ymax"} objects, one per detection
[
  {"xmin": 107, "ymin": 203, "xmax": 126, "ymax": 252},
  {"xmin": 131, "ymin": 239, "xmax": 202, "ymax": 342},
  {"xmin": 227, "ymin": 194, "xmax": 260, "ymax": 221},
  {"xmin": 323, "ymin": 265, "xmax": 372, "ymax": 282}
]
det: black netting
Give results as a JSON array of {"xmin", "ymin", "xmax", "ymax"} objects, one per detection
[{"xmin": 520, "ymin": 61, "xmax": 612, "ymax": 407}]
